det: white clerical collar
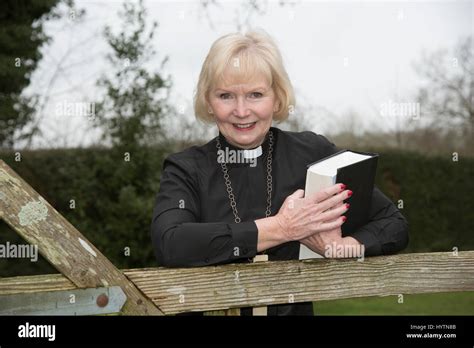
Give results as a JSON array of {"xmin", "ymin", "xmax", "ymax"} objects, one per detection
[{"xmin": 242, "ymin": 146, "xmax": 263, "ymax": 159}]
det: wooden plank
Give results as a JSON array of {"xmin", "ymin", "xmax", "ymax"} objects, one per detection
[
  {"xmin": 125, "ymin": 251, "xmax": 474, "ymax": 314},
  {"xmin": 1, "ymin": 251, "xmax": 473, "ymax": 315},
  {"xmin": 0, "ymin": 286, "xmax": 126, "ymax": 315},
  {"xmin": 0, "ymin": 274, "xmax": 75, "ymax": 295},
  {"xmin": 252, "ymin": 254, "xmax": 268, "ymax": 316},
  {"xmin": 0, "ymin": 160, "xmax": 162, "ymax": 315}
]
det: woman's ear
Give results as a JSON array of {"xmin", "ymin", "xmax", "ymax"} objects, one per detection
[
  {"xmin": 274, "ymin": 101, "xmax": 280, "ymax": 112},
  {"xmin": 206, "ymin": 95, "xmax": 214, "ymax": 114}
]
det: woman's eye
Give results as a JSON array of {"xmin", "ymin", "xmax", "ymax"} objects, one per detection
[
  {"xmin": 219, "ymin": 93, "xmax": 232, "ymax": 99},
  {"xmin": 249, "ymin": 92, "xmax": 263, "ymax": 98}
]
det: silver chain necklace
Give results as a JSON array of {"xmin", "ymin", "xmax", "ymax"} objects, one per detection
[{"xmin": 215, "ymin": 131, "xmax": 274, "ymax": 224}]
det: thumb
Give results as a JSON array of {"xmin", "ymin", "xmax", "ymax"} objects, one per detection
[{"xmin": 288, "ymin": 189, "xmax": 305, "ymax": 199}]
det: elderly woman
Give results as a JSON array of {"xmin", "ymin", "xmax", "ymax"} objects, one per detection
[{"xmin": 151, "ymin": 30, "xmax": 408, "ymax": 316}]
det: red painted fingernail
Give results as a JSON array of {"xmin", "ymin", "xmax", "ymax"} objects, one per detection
[
  {"xmin": 345, "ymin": 203, "xmax": 350, "ymax": 209},
  {"xmin": 342, "ymin": 216, "xmax": 347, "ymax": 222},
  {"xmin": 340, "ymin": 184, "xmax": 346, "ymax": 191},
  {"xmin": 347, "ymin": 190, "xmax": 353, "ymax": 197}
]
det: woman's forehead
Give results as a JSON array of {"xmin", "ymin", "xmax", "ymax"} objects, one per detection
[
  {"xmin": 214, "ymin": 72, "xmax": 271, "ymax": 91},
  {"xmin": 214, "ymin": 81, "xmax": 269, "ymax": 91}
]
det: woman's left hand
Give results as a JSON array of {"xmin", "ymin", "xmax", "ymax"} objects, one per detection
[
  {"xmin": 301, "ymin": 227, "xmax": 363, "ymax": 258},
  {"xmin": 300, "ymin": 227, "xmax": 343, "ymax": 257},
  {"xmin": 301, "ymin": 201, "xmax": 363, "ymax": 258}
]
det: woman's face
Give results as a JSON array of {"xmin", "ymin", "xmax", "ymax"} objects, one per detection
[{"xmin": 208, "ymin": 76, "xmax": 279, "ymax": 149}]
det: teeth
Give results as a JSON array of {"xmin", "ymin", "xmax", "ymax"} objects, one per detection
[{"xmin": 235, "ymin": 122, "xmax": 255, "ymax": 129}]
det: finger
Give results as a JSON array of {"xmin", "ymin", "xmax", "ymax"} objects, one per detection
[
  {"xmin": 323, "ymin": 201, "xmax": 344, "ymax": 213},
  {"xmin": 307, "ymin": 183, "xmax": 346, "ymax": 203},
  {"xmin": 318, "ymin": 215, "xmax": 347, "ymax": 231},
  {"xmin": 319, "ymin": 202, "xmax": 349, "ymax": 221},
  {"xmin": 317, "ymin": 189, "xmax": 352, "ymax": 212}
]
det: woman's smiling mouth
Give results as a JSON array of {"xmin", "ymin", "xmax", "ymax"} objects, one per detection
[{"xmin": 233, "ymin": 122, "xmax": 257, "ymax": 130}]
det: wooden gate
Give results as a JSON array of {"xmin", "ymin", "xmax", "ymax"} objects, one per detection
[{"xmin": 1, "ymin": 160, "xmax": 473, "ymax": 315}]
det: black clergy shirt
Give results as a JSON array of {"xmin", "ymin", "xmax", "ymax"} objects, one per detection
[{"xmin": 150, "ymin": 126, "xmax": 409, "ymax": 315}]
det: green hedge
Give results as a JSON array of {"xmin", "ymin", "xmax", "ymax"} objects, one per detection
[
  {"xmin": 0, "ymin": 147, "xmax": 472, "ymax": 277},
  {"xmin": 0, "ymin": 146, "xmax": 168, "ymax": 276},
  {"xmin": 369, "ymin": 148, "xmax": 473, "ymax": 253}
]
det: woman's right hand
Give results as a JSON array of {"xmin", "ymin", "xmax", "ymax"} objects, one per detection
[{"xmin": 274, "ymin": 184, "xmax": 352, "ymax": 242}]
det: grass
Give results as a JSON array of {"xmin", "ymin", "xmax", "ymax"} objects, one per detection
[{"xmin": 313, "ymin": 291, "xmax": 474, "ymax": 315}]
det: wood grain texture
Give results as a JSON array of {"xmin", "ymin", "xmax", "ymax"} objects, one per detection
[
  {"xmin": 0, "ymin": 274, "xmax": 75, "ymax": 295},
  {"xmin": 124, "ymin": 251, "xmax": 474, "ymax": 314},
  {"xmin": 0, "ymin": 160, "xmax": 162, "ymax": 315},
  {"xmin": 1, "ymin": 251, "xmax": 473, "ymax": 315}
]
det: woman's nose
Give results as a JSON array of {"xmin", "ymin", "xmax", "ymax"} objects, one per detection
[{"xmin": 233, "ymin": 97, "xmax": 250, "ymax": 117}]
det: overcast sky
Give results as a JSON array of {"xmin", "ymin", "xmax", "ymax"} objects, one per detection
[{"xmin": 24, "ymin": 0, "xmax": 473, "ymax": 148}]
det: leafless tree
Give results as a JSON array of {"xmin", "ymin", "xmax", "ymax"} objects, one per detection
[
  {"xmin": 415, "ymin": 36, "xmax": 473, "ymax": 136},
  {"xmin": 198, "ymin": 0, "xmax": 298, "ymax": 32}
]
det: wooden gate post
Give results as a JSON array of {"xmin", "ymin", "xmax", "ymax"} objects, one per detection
[{"xmin": 0, "ymin": 160, "xmax": 163, "ymax": 315}]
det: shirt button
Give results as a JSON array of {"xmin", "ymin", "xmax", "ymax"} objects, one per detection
[
  {"xmin": 205, "ymin": 258, "xmax": 210, "ymax": 263},
  {"xmin": 242, "ymin": 248, "xmax": 248, "ymax": 254}
]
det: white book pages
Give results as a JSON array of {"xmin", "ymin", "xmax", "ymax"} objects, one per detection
[
  {"xmin": 308, "ymin": 151, "xmax": 372, "ymax": 176},
  {"xmin": 299, "ymin": 151, "xmax": 371, "ymax": 260}
]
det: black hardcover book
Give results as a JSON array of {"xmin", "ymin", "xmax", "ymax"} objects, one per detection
[{"xmin": 299, "ymin": 149, "xmax": 379, "ymax": 259}]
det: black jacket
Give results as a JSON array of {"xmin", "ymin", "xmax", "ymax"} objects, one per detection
[{"xmin": 150, "ymin": 127, "xmax": 409, "ymax": 315}]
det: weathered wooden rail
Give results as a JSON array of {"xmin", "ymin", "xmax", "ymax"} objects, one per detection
[
  {"xmin": 1, "ymin": 159, "xmax": 473, "ymax": 315},
  {"xmin": 1, "ymin": 251, "xmax": 474, "ymax": 315}
]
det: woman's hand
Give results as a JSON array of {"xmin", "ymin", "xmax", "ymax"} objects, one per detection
[
  {"xmin": 300, "ymin": 201, "xmax": 346, "ymax": 255},
  {"xmin": 300, "ymin": 200, "xmax": 363, "ymax": 258},
  {"xmin": 302, "ymin": 225, "xmax": 363, "ymax": 258},
  {"xmin": 301, "ymin": 226, "xmax": 343, "ymax": 256},
  {"xmin": 274, "ymin": 184, "xmax": 352, "ymax": 242}
]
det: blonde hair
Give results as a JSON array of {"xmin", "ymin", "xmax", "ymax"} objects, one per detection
[{"xmin": 194, "ymin": 30, "xmax": 295, "ymax": 123}]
